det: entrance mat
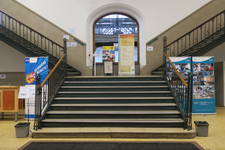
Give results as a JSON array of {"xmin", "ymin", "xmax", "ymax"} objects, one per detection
[{"xmin": 19, "ymin": 141, "xmax": 204, "ymax": 150}]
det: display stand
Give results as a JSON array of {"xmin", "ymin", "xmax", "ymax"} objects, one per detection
[{"xmin": 104, "ymin": 61, "xmax": 113, "ymax": 75}]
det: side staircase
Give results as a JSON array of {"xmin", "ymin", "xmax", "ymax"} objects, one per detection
[
  {"xmin": 0, "ymin": 10, "xmax": 80, "ymax": 75},
  {"xmin": 152, "ymin": 10, "xmax": 225, "ymax": 74},
  {"xmin": 40, "ymin": 76, "xmax": 184, "ymax": 128}
]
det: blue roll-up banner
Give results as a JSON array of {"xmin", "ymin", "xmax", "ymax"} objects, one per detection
[
  {"xmin": 192, "ymin": 57, "xmax": 216, "ymax": 114},
  {"xmin": 169, "ymin": 56, "xmax": 216, "ymax": 114},
  {"xmin": 24, "ymin": 57, "xmax": 48, "ymax": 119}
]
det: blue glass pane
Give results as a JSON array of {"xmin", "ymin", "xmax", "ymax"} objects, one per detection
[{"xmin": 95, "ymin": 47, "xmax": 103, "ymax": 63}]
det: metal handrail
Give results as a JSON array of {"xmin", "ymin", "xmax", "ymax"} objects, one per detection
[
  {"xmin": 40, "ymin": 54, "xmax": 65, "ymax": 87},
  {"xmin": 164, "ymin": 53, "xmax": 188, "ymax": 87},
  {"xmin": 167, "ymin": 10, "xmax": 225, "ymax": 47},
  {"xmin": 164, "ymin": 10, "xmax": 225, "ymax": 57},
  {"xmin": 164, "ymin": 54, "xmax": 192, "ymax": 130},
  {"xmin": 34, "ymin": 54, "xmax": 67, "ymax": 130},
  {"xmin": 0, "ymin": 10, "xmax": 64, "ymax": 48}
]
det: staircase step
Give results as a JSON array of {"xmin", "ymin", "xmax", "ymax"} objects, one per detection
[
  {"xmin": 64, "ymin": 81, "xmax": 166, "ymax": 83},
  {"xmin": 51, "ymin": 103, "xmax": 176, "ymax": 107},
  {"xmin": 46, "ymin": 110, "xmax": 180, "ymax": 115},
  {"xmin": 42, "ymin": 118, "xmax": 183, "ymax": 123},
  {"xmin": 57, "ymin": 91, "xmax": 171, "ymax": 94},
  {"xmin": 61, "ymin": 85, "xmax": 168, "ymax": 88},
  {"xmin": 54, "ymin": 96, "xmax": 174, "ymax": 100}
]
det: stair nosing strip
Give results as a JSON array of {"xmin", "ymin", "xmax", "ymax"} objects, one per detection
[
  {"xmin": 46, "ymin": 110, "xmax": 180, "ymax": 115},
  {"xmin": 60, "ymin": 86, "xmax": 169, "ymax": 88},
  {"xmin": 57, "ymin": 91, "xmax": 171, "ymax": 94},
  {"xmin": 54, "ymin": 97, "xmax": 175, "ymax": 100},
  {"xmin": 64, "ymin": 81, "xmax": 167, "ymax": 83},
  {"xmin": 51, "ymin": 103, "xmax": 177, "ymax": 107}
]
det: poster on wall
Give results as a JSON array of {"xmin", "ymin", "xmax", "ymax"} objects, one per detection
[
  {"xmin": 118, "ymin": 34, "xmax": 135, "ymax": 76},
  {"xmin": 102, "ymin": 46, "xmax": 115, "ymax": 62},
  {"xmin": 24, "ymin": 57, "xmax": 48, "ymax": 119},
  {"xmin": 192, "ymin": 57, "xmax": 216, "ymax": 114},
  {"xmin": 168, "ymin": 57, "xmax": 191, "ymax": 81}
]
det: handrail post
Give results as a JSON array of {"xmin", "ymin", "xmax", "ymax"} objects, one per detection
[
  {"xmin": 163, "ymin": 36, "xmax": 168, "ymax": 78},
  {"xmin": 63, "ymin": 38, "xmax": 67, "ymax": 63}
]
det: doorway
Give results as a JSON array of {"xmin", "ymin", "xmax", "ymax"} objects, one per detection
[{"xmin": 93, "ymin": 13, "xmax": 139, "ymax": 76}]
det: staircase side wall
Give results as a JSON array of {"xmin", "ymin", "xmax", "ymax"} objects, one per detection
[
  {"xmin": 144, "ymin": 0, "xmax": 225, "ymax": 74},
  {"xmin": 0, "ymin": 41, "xmax": 25, "ymax": 85}
]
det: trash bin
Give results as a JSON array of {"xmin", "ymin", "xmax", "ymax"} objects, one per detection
[
  {"xmin": 194, "ymin": 121, "xmax": 209, "ymax": 137},
  {"xmin": 15, "ymin": 122, "xmax": 30, "ymax": 138}
]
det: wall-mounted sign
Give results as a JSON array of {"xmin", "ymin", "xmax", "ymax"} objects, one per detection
[
  {"xmin": 67, "ymin": 42, "xmax": 77, "ymax": 47},
  {"xmin": 147, "ymin": 46, "xmax": 154, "ymax": 52},
  {"xmin": 0, "ymin": 74, "xmax": 6, "ymax": 79}
]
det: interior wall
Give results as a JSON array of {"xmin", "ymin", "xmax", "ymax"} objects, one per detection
[
  {"xmin": 0, "ymin": 41, "xmax": 25, "ymax": 72},
  {"xmin": 0, "ymin": 0, "xmax": 91, "ymax": 75},
  {"xmin": 15, "ymin": 0, "xmax": 211, "ymax": 69},
  {"xmin": 205, "ymin": 42, "xmax": 225, "ymax": 62},
  {"xmin": 145, "ymin": 0, "xmax": 225, "ymax": 75}
]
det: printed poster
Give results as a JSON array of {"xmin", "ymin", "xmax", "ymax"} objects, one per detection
[
  {"xmin": 24, "ymin": 57, "xmax": 48, "ymax": 119},
  {"xmin": 192, "ymin": 57, "xmax": 216, "ymax": 114},
  {"xmin": 118, "ymin": 34, "xmax": 135, "ymax": 76}
]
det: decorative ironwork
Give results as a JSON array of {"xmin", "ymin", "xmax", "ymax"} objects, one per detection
[
  {"xmin": 34, "ymin": 55, "xmax": 67, "ymax": 130},
  {"xmin": 0, "ymin": 10, "xmax": 65, "ymax": 59},
  {"xmin": 165, "ymin": 10, "xmax": 225, "ymax": 56},
  {"xmin": 165, "ymin": 55, "xmax": 192, "ymax": 130}
]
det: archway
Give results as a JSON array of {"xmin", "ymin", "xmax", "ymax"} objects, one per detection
[{"xmin": 93, "ymin": 13, "xmax": 139, "ymax": 76}]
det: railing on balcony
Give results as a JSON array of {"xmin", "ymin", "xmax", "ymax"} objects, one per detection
[
  {"xmin": 34, "ymin": 55, "xmax": 66, "ymax": 130},
  {"xmin": 164, "ymin": 54, "xmax": 192, "ymax": 130},
  {"xmin": 0, "ymin": 10, "xmax": 64, "ymax": 59},
  {"xmin": 165, "ymin": 10, "xmax": 225, "ymax": 56}
]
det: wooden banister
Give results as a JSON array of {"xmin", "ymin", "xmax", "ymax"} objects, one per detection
[
  {"xmin": 40, "ymin": 54, "xmax": 65, "ymax": 87},
  {"xmin": 164, "ymin": 53, "xmax": 188, "ymax": 88}
]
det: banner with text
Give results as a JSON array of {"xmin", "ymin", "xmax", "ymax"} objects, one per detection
[
  {"xmin": 192, "ymin": 57, "xmax": 216, "ymax": 114},
  {"xmin": 24, "ymin": 57, "xmax": 48, "ymax": 119},
  {"xmin": 118, "ymin": 34, "xmax": 135, "ymax": 76}
]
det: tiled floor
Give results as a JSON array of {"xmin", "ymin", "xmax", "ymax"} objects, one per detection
[{"xmin": 0, "ymin": 107, "xmax": 225, "ymax": 150}]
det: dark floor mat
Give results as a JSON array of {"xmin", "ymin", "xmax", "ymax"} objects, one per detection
[{"xmin": 19, "ymin": 141, "xmax": 204, "ymax": 150}]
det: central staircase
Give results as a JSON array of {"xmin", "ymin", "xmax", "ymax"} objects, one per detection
[{"xmin": 40, "ymin": 75, "xmax": 184, "ymax": 128}]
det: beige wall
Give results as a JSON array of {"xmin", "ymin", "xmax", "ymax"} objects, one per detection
[
  {"xmin": 145, "ymin": 0, "xmax": 225, "ymax": 74},
  {"xmin": 16, "ymin": 0, "xmax": 210, "ymax": 68},
  {"xmin": 0, "ymin": 41, "xmax": 25, "ymax": 72},
  {"xmin": 0, "ymin": 0, "xmax": 91, "ymax": 75},
  {"xmin": 205, "ymin": 42, "xmax": 225, "ymax": 62}
]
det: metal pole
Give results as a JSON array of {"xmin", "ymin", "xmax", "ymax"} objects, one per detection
[{"xmin": 63, "ymin": 38, "xmax": 67, "ymax": 63}]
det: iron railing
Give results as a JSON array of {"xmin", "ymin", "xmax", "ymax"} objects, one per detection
[
  {"xmin": 165, "ymin": 54, "xmax": 192, "ymax": 130},
  {"xmin": 0, "ymin": 10, "xmax": 64, "ymax": 59},
  {"xmin": 165, "ymin": 10, "xmax": 225, "ymax": 56},
  {"xmin": 34, "ymin": 55, "xmax": 67, "ymax": 130}
]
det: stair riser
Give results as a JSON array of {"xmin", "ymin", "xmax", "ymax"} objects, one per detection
[
  {"xmin": 62, "ymin": 83, "xmax": 168, "ymax": 86},
  {"xmin": 64, "ymin": 77, "xmax": 164, "ymax": 81},
  {"xmin": 59, "ymin": 87, "xmax": 170, "ymax": 91},
  {"xmin": 45, "ymin": 114, "xmax": 181, "ymax": 119},
  {"xmin": 52, "ymin": 99, "xmax": 175, "ymax": 104},
  {"xmin": 41, "ymin": 122, "xmax": 184, "ymax": 128},
  {"xmin": 56, "ymin": 93, "xmax": 172, "ymax": 97},
  {"xmin": 49, "ymin": 106, "xmax": 177, "ymax": 111}
]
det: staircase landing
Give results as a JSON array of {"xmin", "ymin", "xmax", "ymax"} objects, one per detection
[{"xmin": 32, "ymin": 127, "xmax": 196, "ymax": 138}]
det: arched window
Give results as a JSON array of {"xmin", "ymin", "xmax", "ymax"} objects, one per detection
[{"xmin": 94, "ymin": 13, "xmax": 139, "ymax": 63}]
